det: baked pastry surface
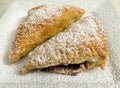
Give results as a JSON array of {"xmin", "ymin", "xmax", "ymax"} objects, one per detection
[
  {"xmin": 8, "ymin": 5, "xmax": 85, "ymax": 64},
  {"xmin": 19, "ymin": 17, "xmax": 108, "ymax": 75}
]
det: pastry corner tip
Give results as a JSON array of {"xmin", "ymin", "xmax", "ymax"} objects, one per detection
[
  {"xmin": 8, "ymin": 51, "xmax": 20, "ymax": 64},
  {"xmin": 8, "ymin": 54, "xmax": 18, "ymax": 64},
  {"xmin": 9, "ymin": 59, "xmax": 16, "ymax": 64},
  {"xmin": 79, "ymin": 7, "xmax": 85, "ymax": 14}
]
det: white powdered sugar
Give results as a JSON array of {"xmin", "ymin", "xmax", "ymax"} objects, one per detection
[
  {"xmin": 9, "ymin": 5, "xmax": 71, "ymax": 58},
  {"xmin": 28, "ymin": 16, "xmax": 105, "ymax": 64},
  {"xmin": 0, "ymin": 0, "xmax": 119, "ymax": 86},
  {"xmin": 22, "ymin": 5, "xmax": 64, "ymax": 28}
]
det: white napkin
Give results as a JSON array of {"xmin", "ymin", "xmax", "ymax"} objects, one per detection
[{"xmin": 0, "ymin": 0, "xmax": 120, "ymax": 87}]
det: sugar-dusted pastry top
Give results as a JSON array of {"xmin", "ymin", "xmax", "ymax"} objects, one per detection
[
  {"xmin": 23, "ymin": 5, "xmax": 65, "ymax": 28},
  {"xmin": 8, "ymin": 5, "xmax": 85, "ymax": 63},
  {"xmin": 20, "ymin": 16, "xmax": 108, "ymax": 74}
]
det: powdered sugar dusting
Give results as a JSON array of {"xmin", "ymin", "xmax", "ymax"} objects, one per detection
[
  {"xmin": 22, "ymin": 5, "xmax": 64, "ymax": 29},
  {"xmin": 28, "ymin": 16, "xmax": 106, "ymax": 65},
  {"xmin": 8, "ymin": 5, "xmax": 73, "ymax": 63}
]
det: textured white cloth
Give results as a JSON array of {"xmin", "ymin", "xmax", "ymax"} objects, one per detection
[{"xmin": 0, "ymin": 0, "xmax": 120, "ymax": 88}]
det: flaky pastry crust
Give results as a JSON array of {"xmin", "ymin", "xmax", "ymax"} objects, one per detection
[
  {"xmin": 19, "ymin": 17, "xmax": 108, "ymax": 75},
  {"xmin": 8, "ymin": 5, "xmax": 85, "ymax": 64}
]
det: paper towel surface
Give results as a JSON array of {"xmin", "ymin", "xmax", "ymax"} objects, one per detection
[{"xmin": 0, "ymin": 0, "xmax": 120, "ymax": 87}]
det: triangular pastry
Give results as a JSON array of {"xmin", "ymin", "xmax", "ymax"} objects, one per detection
[
  {"xmin": 19, "ymin": 17, "xmax": 108, "ymax": 75},
  {"xmin": 8, "ymin": 5, "xmax": 85, "ymax": 64}
]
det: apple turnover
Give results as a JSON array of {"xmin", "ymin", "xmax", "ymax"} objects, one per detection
[
  {"xmin": 8, "ymin": 5, "xmax": 85, "ymax": 64},
  {"xmin": 19, "ymin": 16, "xmax": 108, "ymax": 75}
]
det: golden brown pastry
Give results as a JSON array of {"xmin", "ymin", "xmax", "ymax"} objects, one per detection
[
  {"xmin": 8, "ymin": 5, "xmax": 85, "ymax": 64},
  {"xmin": 19, "ymin": 16, "xmax": 108, "ymax": 75}
]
